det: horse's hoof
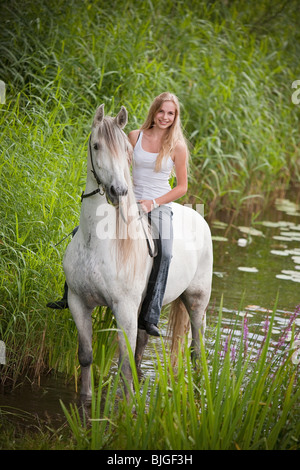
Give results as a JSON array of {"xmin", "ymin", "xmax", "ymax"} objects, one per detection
[{"xmin": 80, "ymin": 392, "xmax": 92, "ymax": 404}]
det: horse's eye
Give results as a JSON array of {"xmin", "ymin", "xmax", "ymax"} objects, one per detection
[{"xmin": 93, "ymin": 142, "xmax": 99, "ymax": 150}]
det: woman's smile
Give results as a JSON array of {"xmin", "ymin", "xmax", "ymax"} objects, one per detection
[{"xmin": 154, "ymin": 100, "xmax": 176, "ymax": 129}]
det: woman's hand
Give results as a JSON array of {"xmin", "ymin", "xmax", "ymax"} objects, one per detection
[{"xmin": 139, "ymin": 199, "xmax": 154, "ymax": 213}]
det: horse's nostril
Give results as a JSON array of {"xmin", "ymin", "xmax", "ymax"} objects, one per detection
[
  {"xmin": 110, "ymin": 185, "xmax": 117, "ymax": 197},
  {"xmin": 111, "ymin": 185, "xmax": 128, "ymax": 198}
]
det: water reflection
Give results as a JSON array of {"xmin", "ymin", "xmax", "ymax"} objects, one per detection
[
  {"xmin": 209, "ymin": 196, "xmax": 300, "ymax": 366},
  {"xmin": 211, "ymin": 197, "xmax": 300, "ymax": 313}
]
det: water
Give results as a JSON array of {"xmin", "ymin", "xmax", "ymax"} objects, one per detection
[
  {"xmin": 1, "ymin": 196, "xmax": 300, "ymax": 428},
  {"xmin": 208, "ymin": 196, "xmax": 300, "ymax": 362},
  {"xmin": 0, "ymin": 374, "xmax": 78, "ymax": 430},
  {"xmin": 211, "ymin": 197, "xmax": 300, "ymax": 314}
]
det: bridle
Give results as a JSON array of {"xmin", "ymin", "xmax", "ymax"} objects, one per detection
[{"xmin": 81, "ymin": 136, "xmax": 105, "ymax": 202}]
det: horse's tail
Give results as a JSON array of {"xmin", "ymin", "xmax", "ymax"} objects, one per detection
[{"xmin": 167, "ymin": 298, "xmax": 190, "ymax": 366}]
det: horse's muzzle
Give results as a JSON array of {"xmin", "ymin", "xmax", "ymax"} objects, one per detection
[{"xmin": 108, "ymin": 184, "xmax": 128, "ymax": 204}]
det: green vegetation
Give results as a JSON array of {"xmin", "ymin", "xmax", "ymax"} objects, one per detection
[
  {"xmin": 59, "ymin": 304, "xmax": 299, "ymax": 450},
  {"xmin": 0, "ymin": 0, "xmax": 299, "ymax": 450},
  {"xmin": 2, "ymin": 302, "xmax": 298, "ymax": 450}
]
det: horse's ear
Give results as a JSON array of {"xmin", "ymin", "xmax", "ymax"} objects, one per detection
[
  {"xmin": 115, "ymin": 106, "xmax": 128, "ymax": 129},
  {"xmin": 93, "ymin": 104, "xmax": 105, "ymax": 126}
]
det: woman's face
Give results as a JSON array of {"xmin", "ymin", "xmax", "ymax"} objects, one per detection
[{"xmin": 154, "ymin": 100, "xmax": 176, "ymax": 130}]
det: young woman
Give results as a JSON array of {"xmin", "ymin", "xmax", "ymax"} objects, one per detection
[
  {"xmin": 128, "ymin": 92, "xmax": 188, "ymax": 336},
  {"xmin": 47, "ymin": 92, "xmax": 188, "ymax": 337}
]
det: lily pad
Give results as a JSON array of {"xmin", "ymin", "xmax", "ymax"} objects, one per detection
[
  {"xmin": 276, "ymin": 274, "xmax": 291, "ymax": 280},
  {"xmin": 238, "ymin": 226, "xmax": 264, "ymax": 237},
  {"xmin": 270, "ymin": 250, "xmax": 289, "ymax": 256},
  {"xmin": 282, "ymin": 269, "xmax": 300, "ymax": 277},
  {"xmin": 276, "ymin": 270, "xmax": 300, "ymax": 283},
  {"xmin": 212, "ymin": 220, "xmax": 228, "ymax": 229},
  {"xmin": 278, "ymin": 221, "xmax": 295, "ymax": 227},
  {"xmin": 261, "ymin": 221, "xmax": 281, "ymax": 228},
  {"xmin": 212, "ymin": 236, "xmax": 228, "ymax": 242},
  {"xmin": 288, "ymin": 249, "xmax": 300, "ymax": 255},
  {"xmin": 273, "ymin": 235, "xmax": 293, "ymax": 241},
  {"xmin": 238, "ymin": 266, "xmax": 259, "ymax": 273},
  {"xmin": 281, "ymin": 231, "xmax": 300, "ymax": 237},
  {"xmin": 275, "ymin": 198, "xmax": 300, "ymax": 215},
  {"xmin": 279, "ymin": 232, "xmax": 300, "ymax": 241}
]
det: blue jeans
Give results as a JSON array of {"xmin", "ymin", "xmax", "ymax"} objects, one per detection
[{"xmin": 139, "ymin": 205, "xmax": 173, "ymax": 325}]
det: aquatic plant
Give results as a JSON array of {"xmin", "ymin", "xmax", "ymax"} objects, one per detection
[{"xmin": 60, "ymin": 300, "xmax": 300, "ymax": 450}]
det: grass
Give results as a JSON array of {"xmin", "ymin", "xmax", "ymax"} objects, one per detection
[
  {"xmin": 59, "ymin": 301, "xmax": 300, "ymax": 450},
  {"xmin": 0, "ymin": 0, "xmax": 300, "ymax": 450}
]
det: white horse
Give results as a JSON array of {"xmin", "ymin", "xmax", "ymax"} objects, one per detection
[{"xmin": 63, "ymin": 104, "xmax": 213, "ymax": 399}]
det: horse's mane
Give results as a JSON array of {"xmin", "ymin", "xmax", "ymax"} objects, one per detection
[{"xmin": 98, "ymin": 116, "xmax": 150, "ymax": 277}]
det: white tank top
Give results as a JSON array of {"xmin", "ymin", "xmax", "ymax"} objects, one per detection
[{"xmin": 132, "ymin": 131, "xmax": 174, "ymax": 206}]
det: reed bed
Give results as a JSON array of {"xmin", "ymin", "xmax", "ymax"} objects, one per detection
[
  {"xmin": 0, "ymin": 0, "xmax": 299, "ymax": 450},
  {"xmin": 60, "ymin": 301, "xmax": 300, "ymax": 450}
]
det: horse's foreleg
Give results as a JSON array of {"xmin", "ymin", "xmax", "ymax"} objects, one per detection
[
  {"xmin": 113, "ymin": 302, "xmax": 138, "ymax": 400},
  {"xmin": 135, "ymin": 329, "xmax": 149, "ymax": 379},
  {"xmin": 68, "ymin": 291, "xmax": 93, "ymax": 398}
]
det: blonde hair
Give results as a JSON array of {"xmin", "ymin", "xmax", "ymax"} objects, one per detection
[{"xmin": 140, "ymin": 92, "xmax": 189, "ymax": 171}]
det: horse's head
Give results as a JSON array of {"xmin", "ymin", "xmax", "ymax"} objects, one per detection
[{"xmin": 89, "ymin": 104, "xmax": 132, "ymax": 205}]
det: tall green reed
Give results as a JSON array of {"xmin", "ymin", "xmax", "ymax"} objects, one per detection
[{"xmin": 61, "ymin": 300, "xmax": 300, "ymax": 450}]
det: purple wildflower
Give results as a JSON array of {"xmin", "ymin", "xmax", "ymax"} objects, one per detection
[
  {"xmin": 220, "ymin": 332, "xmax": 231, "ymax": 359},
  {"xmin": 274, "ymin": 304, "xmax": 300, "ymax": 355},
  {"xmin": 220, "ymin": 330, "xmax": 237, "ymax": 362},
  {"xmin": 230, "ymin": 344, "xmax": 236, "ymax": 362}
]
